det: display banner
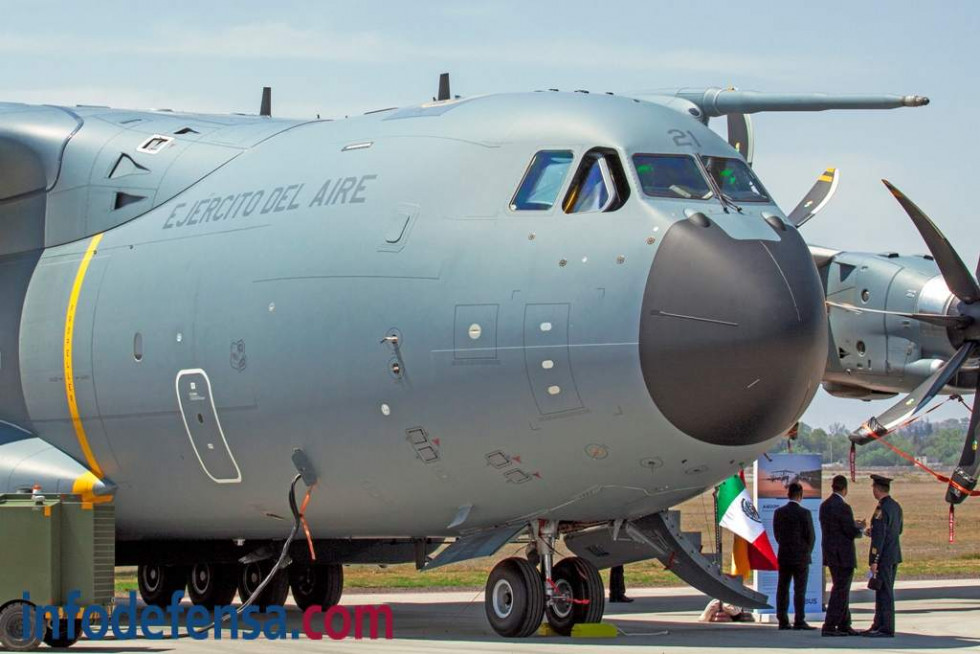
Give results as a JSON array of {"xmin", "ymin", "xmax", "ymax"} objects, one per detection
[{"xmin": 753, "ymin": 453, "xmax": 824, "ymax": 619}]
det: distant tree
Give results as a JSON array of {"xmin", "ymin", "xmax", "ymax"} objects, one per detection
[
  {"xmin": 855, "ymin": 433, "xmax": 914, "ymax": 467},
  {"xmin": 766, "ymin": 423, "xmax": 833, "ymax": 459},
  {"xmin": 920, "ymin": 427, "xmax": 967, "ymax": 465},
  {"xmin": 765, "ymin": 417, "xmax": 968, "ymax": 466}
]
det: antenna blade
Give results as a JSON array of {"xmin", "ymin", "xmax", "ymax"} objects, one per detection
[
  {"xmin": 260, "ymin": 87, "xmax": 272, "ymax": 117},
  {"xmin": 437, "ymin": 73, "xmax": 451, "ymax": 101}
]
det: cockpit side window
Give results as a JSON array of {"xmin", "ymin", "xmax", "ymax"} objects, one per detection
[
  {"xmin": 563, "ymin": 148, "xmax": 630, "ymax": 213},
  {"xmin": 510, "ymin": 150, "xmax": 574, "ymax": 211},
  {"xmin": 632, "ymin": 154, "xmax": 713, "ymax": 200},
  {"xmin": 700, "ymin": 156, "xmax": 771, "ymax": 203}
]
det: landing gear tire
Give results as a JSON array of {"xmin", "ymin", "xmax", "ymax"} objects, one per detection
[
  {"xmin": 187, "ymin": 563, "xmax": 239, "ymax": 610},
  {"xmin": 0, "ymin": 601, "xmax": 41, "ymax": 651},
  {"xmin": 238, "ymin": 561, "xmax": 290, "ymax": 611},
  {"xmin": 43, "ymin": 619, "xmax": 80, "ymax": 648},
  {"xmin": 138, "ymin": 564, "xmax": 188, "ymax": 608},
  {"xmin": 288, "ymin": 563, "xmax": 344, "ymax": 611},
  {"xmin": 545, "ymin": 556, "xmax": 605, "ymax": 635},
  {"xmin": 484, "ymin": 557, "xmax": 545, "ymax": 638}
]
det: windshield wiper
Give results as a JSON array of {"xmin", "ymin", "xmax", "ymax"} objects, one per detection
[
  {"xmin": 694, "ymin": 157, "xmax": 740, "ymax": 214},
  {"xmin": 719, "ymin": 191, "xmax": 744, "ymax": 213}
]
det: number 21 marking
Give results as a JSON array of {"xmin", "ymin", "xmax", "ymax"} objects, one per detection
[{"xmin": 668, "ymin": 129, "xmax": 701, "ymax": 148}]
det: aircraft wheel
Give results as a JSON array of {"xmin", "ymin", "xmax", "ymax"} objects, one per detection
[
  {"xmin": 43, "ymin": 618, "xmax": 80, "ymax": 648},
  {"xmin": 288, "ymin": 563, "xmax": 344, "ymax": 611},
  {"xmin": 545, "ymin": 556, "xmax": 605, "ymax": 635},
  {"xmin": 484, "ymin": 557, "xmax": 544, "ymax": 638},
  {"xmin": 238, "ymin": 561, "xmax": 289, "ymax": 611},
  {"xmin": 187, "ymin": 563, "xmax": 239, "ymax": 610},
  {"xmin": 0, "ymin": 601, "xmax": 42, "ymax": 651},
  {"xmin": 138, "ymin": 564, "xmax": 188, "ymax": 608}
]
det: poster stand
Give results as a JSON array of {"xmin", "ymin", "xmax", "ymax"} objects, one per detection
[{"xmin": 752, "ymin": 453, "xmax": 826, "ymax": 623}]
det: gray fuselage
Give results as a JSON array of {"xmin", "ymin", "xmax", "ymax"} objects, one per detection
[{"xmin": 4, "ymin": 92, "xmax": 828, "ymax": 540}]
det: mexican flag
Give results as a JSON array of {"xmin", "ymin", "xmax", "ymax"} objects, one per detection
[{"xmin": 716, "ymin": 473, "xmax": 778, "ymax": 578}]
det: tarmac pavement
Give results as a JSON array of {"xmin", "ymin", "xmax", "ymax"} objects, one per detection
[{"xmin": 65, "ymin": 578, "xmax": 979, "ymax": 653}]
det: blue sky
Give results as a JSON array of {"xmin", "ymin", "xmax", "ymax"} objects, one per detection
[{"xmin": 1, "ymin": 0, "xmax": 977, "ymax": 428}]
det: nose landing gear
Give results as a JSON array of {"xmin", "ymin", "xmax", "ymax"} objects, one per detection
[
  {"xmin": 483, "ymin": 521, "xmax": 606, "ymax": 638},
  {"xmin": 544, "ymin": 557, "xmax": 605, "ymax": 635},
  {"xmin": 485, "ymin": 557, "xmax": 544, "ymax": 638}
]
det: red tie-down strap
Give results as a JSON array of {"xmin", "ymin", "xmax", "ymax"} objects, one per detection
[
  {"xmin": 546, "ymin": 577, "xmax": 590, "ymax": 605},
  {"xmin": 853, "ymin": 395, "xmax": 980, "ymax": 544},
  {"xmin": 300, "ymin": 487, "xmax": 316, "ymax": 561},
  {"xmin": 857, "ymin": 419, "xmax": 980, "ymax": 497}
]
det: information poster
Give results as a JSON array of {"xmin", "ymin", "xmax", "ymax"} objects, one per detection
[{"xmin": 753, "ymin": 453, "xmax": 824, "ymax": 619}]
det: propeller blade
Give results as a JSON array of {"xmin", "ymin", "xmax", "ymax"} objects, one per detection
[
  {"xmin": 727, "ymin": 113, "xmax": 754, "ymax": 166},
  {"xmin": 437, "ymin": 73, "xmax": 451, "ymax": 102},
  {"xmin": 825, "ymin": 300, "xmax": 969, "ymax": 328},
  {"xmin": 946, "ymin": 376, "xmax": 980, "ymax": 504},
  {"xmin": 850, "ymin": 342, "xmax": 976, "ymax": 445},
  {"xmin": 882, "ymin": 180, "xmax": 980, "ymax": 303},
  {"xmin": 788, "ymin": 168, "xmax": 839, "ymax": 227},
  {"xmin": 260, "ymin": 87, "xmax": 272, "ymax": 117}
]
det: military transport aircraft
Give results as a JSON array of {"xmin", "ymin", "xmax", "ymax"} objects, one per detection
[
  {"xmin": 767, "ymin": 470, "xmax": 797, "ymax": 486},
  {"xmin": 1, "ymin": 77, "xmax": 972, "ymax": 638}
]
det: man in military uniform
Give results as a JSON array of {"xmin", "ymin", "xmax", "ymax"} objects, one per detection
[{"xmin": 864, "ymin": 474, "xmax": 903, "ymax": 638}]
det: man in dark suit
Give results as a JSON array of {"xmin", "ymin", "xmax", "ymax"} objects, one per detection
[
  {"xmin": 773, "ymin": 481, "xmax": 815, "ymax": 630},
  {"xmin": 863, "ymin": 474, "xmax": 903, "ymax": 638},
  {"xmin": 819, "ymin": 475, "xmax": 865, "ymax": 636}
]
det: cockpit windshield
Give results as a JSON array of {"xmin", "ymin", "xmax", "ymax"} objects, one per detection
[
  {"xmin": 700, "ymin": 156, "xmax": 770, "ymax": 203},
  {"xmin": 632, "ymin": 154, "xmax": 713, "ymax": 200}
]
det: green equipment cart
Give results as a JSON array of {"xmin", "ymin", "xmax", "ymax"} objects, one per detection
[{"xmin": 0, "ymin": 493, "xmax": 114, "ymax": 650}]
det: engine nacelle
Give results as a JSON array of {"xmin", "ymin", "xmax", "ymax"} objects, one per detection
[{"xmin": 820, "ymin": 250, "xmax": 968, "ymax": 397}]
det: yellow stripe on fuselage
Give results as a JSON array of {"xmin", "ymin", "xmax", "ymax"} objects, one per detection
[{"xmin": 64, "ymin": 233, "xmax": 105, "ymax": 479}]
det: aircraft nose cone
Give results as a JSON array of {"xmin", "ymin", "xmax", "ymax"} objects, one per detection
[{"xmin": 639, "ymin": 216, "xmax": 828, "ymax": 446}]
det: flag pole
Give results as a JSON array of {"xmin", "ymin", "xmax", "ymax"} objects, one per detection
[{"xmin": 713, "ymin": 485, "xmax": 722, "ymax": 568}]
